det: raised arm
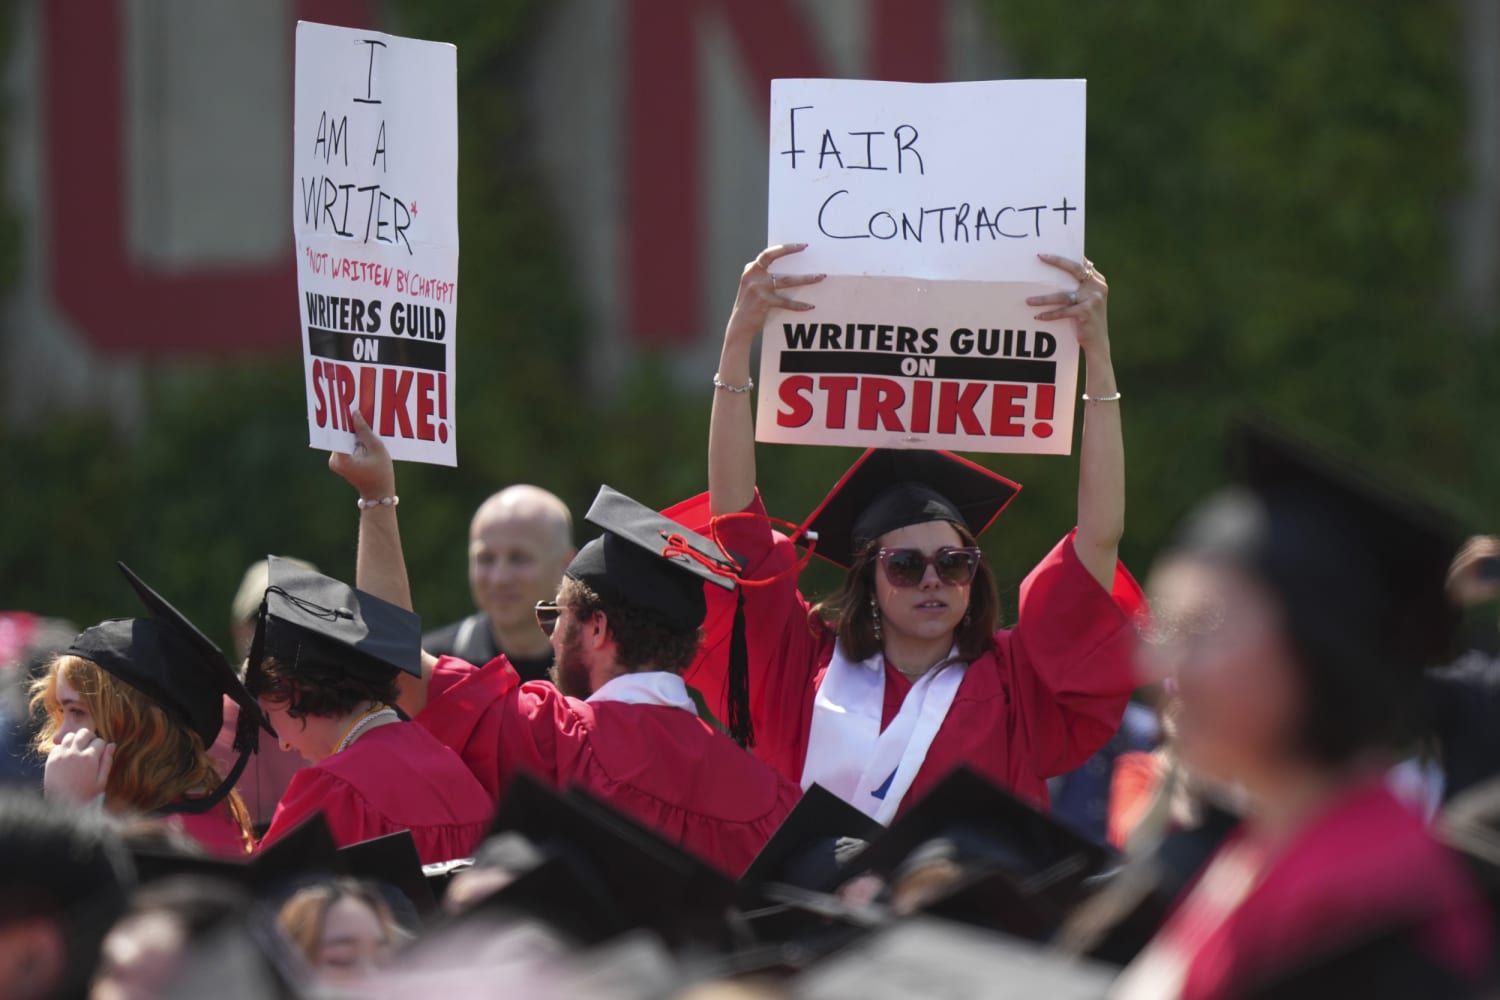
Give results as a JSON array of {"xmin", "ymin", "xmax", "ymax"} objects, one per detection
[
  {"xmin": 1028, "ymin": 254, "xmax": 1122, "ymax": 591},
  {"xmin": 328, "ymin": 412, "xmax": 438, "ymax": 713},
  {"xmin": 708, "ymin": 244, "xmax": 824, "ymax": 515}
]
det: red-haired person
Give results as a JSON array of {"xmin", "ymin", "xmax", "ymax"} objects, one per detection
[{"xmin": 32, "ymin": 566, "xmax": 267, "ymax": 856}]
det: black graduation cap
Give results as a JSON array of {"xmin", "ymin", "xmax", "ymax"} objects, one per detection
[
  {"xmin": 128, "ymin": 812, "xmax": 344, "ymax": 894},
  {"xmin": 64, "ymin": 563, "xmax": 273, "ymax": 818},
  {"xmin": 1171, "ymin": 417, "xmax": 1462, "ymax": 713},
  {"xmin": 846, "ymin": 768, "xmax": 1117, "ymax": 913},
  {"xmin": 567, "ymin": 486, "xmax": 739, "ymax": 629},
  {"xmin": 797, "ymin": 449, "xmax": 1022, "ymax": 569},
  {"xmin": 488, "ymin": 771, "xmax": 735, "ymax": 949},
  {"xmin": 338, "ymin": 830, "xmax": 438, "ymax": 919},
  {"xmin": 793, "ymin": 916, "xmax": 1116, "ymax": 999},
  {"xmin": 739, "ymin": 783, "xmax": 884, "ymax": 900},
  {"xmin": 567, "ymin": 486, "xmax": 759, "ymax": 746},
  {"xmin": 246, "ymin": 556, "xmax": 422, "ymax": 695}
]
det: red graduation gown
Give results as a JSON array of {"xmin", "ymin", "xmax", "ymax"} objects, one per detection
[
  {"xmin": 417, "ymin": 659, "xmax": 801, "ymax": 877},
  {"xmin": 258, "ymin": 721, "xmax": 491, "ymax": 864},
  {"xmin": 1130, "ymin": 780, "xmax": 1491, "ymax": 999},
  {"xmin": 677, "ymin": 491, "xmax": 1146, "ymax": 816},
  {"xmin": 165, "ymin": 801, "xmax": 251, "ymax": 857}
]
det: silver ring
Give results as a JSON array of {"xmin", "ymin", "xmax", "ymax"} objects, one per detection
[
  {"xmin": 770, "ymin": 275, "xmax": 779, "ymax": 289},
  {"xmin": 1081, "ymin": 262, "xmax": 1096, "ymax": 282},
  {"xmin": 1067, "ymin": 290, "xmax": 1079, "ymax": 305}
]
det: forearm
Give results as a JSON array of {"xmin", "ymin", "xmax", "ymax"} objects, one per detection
[
  {"xmin": 1074, "ymin": 345, "xmax": 1125, "ymax": 588},
  {"xmin": 355, "ymin": 506, "xmax": 434, "ymax": 711},
  {"xmin": 708, "ymin": 329, "xmax": 758, "ymax": 516}
]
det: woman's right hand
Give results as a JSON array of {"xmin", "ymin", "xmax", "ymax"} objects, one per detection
[
  {"xmin": 44, "ymin": 728, "xmax": 114, "ymax": 804},
  {"xmin": 723, "ymin": 243, "xmax": 824, "ymax": 348}
]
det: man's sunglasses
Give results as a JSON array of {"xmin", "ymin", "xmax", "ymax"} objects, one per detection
[
  {"xmin": 534, "ymin": 601, "xmax": 561, "ymax": 637},
  {"xmin": 877, "ymin": 547, "xmax": 983, "ymax": 588}
]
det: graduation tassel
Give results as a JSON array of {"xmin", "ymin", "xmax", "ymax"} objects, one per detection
[{"xmin": 728, "ymin": 589, "xmax": 755, "ymax": 749}]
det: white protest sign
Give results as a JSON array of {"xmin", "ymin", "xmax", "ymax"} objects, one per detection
[
  {"xmin": 294, "ymin": 22, "xmax": 458, "ymax": 466},
  {"xmin": 758, "ymin": 79, "xmax": 1085, "ymax": 455}
]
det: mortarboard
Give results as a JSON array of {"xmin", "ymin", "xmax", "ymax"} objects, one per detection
[
  {"xmin": 338, "ymin": 829, "xmax": 438, "ymax": 919},
  {"xmin": 846, "ymin": 768, "xmax": 1116, "ymax": 913},
  {"xmin": 566, "ymin": 486, "xmax": 738, "ymax": 631},
  {"xmin": 1170, "ymin": 419, "xmax": 1462, "ymax": 715},
  {"xmin": 489, "ymin": 771, "xmax": 735, "ymax": 949},
  {"xmin": 246, "ymin": 556, "xmax": 422, "ymax": 695},
  {"xmin": 65, "ymin": 563, "xmax": 273, "ymax": 818},
  {"xmin": 792, "ymin": 916, "xmax": 1115, "ymax": 999},
  {"xmin": 128, "ymin": 812, "xmax": 344, "ymax": 895},
  {"xmin": 797, "ymin": 449, "xmax": 1021, "ymax": 569},
  {"xmin": 567, "ymin": 486, "xmax": 760, "ymax": 746},
  {"xmin": 739, "ymin": 783, "xmax": 884, "ymax": 900}
]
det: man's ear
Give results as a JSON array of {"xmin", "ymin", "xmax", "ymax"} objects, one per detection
[{"xmin": 585, "ymin": 610, "xmax": 610, "ymax": 652}]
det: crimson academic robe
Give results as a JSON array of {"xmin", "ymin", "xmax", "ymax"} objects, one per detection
[
  {"xmin": 1117, "ymin": 780, "xmax": 1492, "ymax": 999},
  {"xmin": 417, "ymin": 659, "xmax": 802, "ymax": 877},
  {"xmin": 675, "ymin": 491, "xmax": 1146, "ymax": 816},
  {"xmin": 165, "ymin": 801, "xmax": 251, "ymax": 857},
  {"xmin": 259, "ymin": 721, "xmax": 491, "ymax": 864}
]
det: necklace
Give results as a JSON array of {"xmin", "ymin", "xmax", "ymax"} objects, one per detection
[{"xmin": 334, "ymin": 705, "xmax": 399, "ymax": 754}]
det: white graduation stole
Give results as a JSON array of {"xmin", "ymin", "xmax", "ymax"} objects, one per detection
[
  {"xmin": 801, "ymin": 641, "xmax": 967, "ymax": 824},
  {"xmin": 586, "ymin": 671, "xmax": 699, "ymax": 714}
]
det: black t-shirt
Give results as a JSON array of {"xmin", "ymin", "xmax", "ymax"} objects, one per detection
[{"xmin": 423, "ymin": 612, "xmax": 554, "ymax": 684}]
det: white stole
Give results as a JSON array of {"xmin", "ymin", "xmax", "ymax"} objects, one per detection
[
  {"xmin": 801, "ymin": 642, "xmax": 966, "ymax": 824},
  {"xmin": 586, "ymin": 671, "xmax": 699, "ymax": 714}
]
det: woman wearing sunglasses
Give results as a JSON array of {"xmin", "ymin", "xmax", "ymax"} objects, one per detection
[{"xmin": 687, "ymin": 244, "xmax": 1145, "ymax": 823}]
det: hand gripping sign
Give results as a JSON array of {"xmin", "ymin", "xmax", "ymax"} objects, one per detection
[
  {"xmin": 758, "ymin": 79, "xmax": 1086, "ymax": 456},
  {"xmin": 294, "ymin": 22, "xmax": 459, "ymax": 466}
]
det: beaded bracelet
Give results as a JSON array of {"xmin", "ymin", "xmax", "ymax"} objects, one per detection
[
  {"xmin": 356, "ymin": 495, "xmax": 400, "ymax": 510},
  {"xmin": 1081, "ymin": 391, "xmax": 1122, "ymax": 403},
  {"xmin": 713, "ymin": 373, "xmax": 754, "ymax": 393}
]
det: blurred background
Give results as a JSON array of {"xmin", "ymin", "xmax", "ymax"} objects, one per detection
[{"xmin": 3, "ymin": 0, "xmax": 1498, "ymax": 653}]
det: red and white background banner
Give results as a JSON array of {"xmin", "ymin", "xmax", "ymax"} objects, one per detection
[
  {"xmin": 757, "ymin": 78, "xmax": 1086, "ymax": 455},
  {"xmin": 293, "ymin": 22, "xmax": 458, "ymax": 466}
]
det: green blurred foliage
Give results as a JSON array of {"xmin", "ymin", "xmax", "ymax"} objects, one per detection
[{"xmin": 3, "ymin": 2, "xmax": 1498, "ymax": 649}]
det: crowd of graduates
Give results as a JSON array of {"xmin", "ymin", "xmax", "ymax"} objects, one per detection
[{"xmin": 7, "ymin": 249, "xmax": 1500, "ymax": 999}]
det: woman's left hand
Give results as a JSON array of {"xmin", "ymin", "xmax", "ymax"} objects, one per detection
[
  {"xmin": 44, "ymin": 728, "xmax": 115, "ymax": 804},
  {"xmin": 1027, "ymin": 254, "xmax": 1110, "ymax": 355},
  {"xmin": 329, "ymin": 411, "xmax": 397, "ymax": 500}
]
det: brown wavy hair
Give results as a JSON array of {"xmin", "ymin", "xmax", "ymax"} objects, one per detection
[
  {"xmin": 30, "ymin": 656, "xmax": 254, "ymax": 854},
  {"xmin": 810, "ymin": 523, "xmax": 1001, "ymax": 664},
  {"xmin": 559, "ymin": 577, "xmax": 704, "ymax": 674}
]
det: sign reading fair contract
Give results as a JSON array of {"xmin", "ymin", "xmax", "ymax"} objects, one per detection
[
  {"xmin": 759, "ymin": 79, "xmax": 1086, "ymax": 455},
  {"xmin": 294, "ymin": 22, "xmax": 458, "ymax": 466}
]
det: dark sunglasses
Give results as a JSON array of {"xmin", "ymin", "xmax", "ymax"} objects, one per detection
[
  {"xmin": 877, "ymin": 547, "xmax": 983, "ymax": 587},
  {"xmin": 534, "ymin": 601, "xmax": 561, "ymax": 637}
]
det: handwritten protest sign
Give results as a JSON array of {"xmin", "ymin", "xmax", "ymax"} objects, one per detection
[
  {"xmin": 758, "ymin": 79, "xmax": 1085, "ymax": 455},
  {"xmin": 294, "ymin": 22, "xmax": 458, "ymax": 466}
]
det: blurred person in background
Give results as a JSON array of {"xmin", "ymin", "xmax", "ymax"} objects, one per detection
[
  {"xmin": 1426, "ymin": 535, "xmax": 1500, "ymax": 804},
  {"xmin": 0, "ymin": 790, "xmax": 133, "ymax": 1000},
  {"xmin": 423, "ymin": 486, "xmax": 575, "ymax": 683},
  {"xmin": 276, "ymin": 878, "xmax": 400, "ymax": 989},
  {"xmin": 91, "ymin": 876, "xmax": 252, "ymax": 1000},
  {"xmin": 1114, "ymin": 424, "xmax": 1491, "ymax": 999},
  {"xmin": 0, "ymin": 612, "xmax": 76, "ymax": 786}
]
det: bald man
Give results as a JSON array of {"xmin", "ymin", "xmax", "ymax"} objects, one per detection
[{"xmin": 423, "ymin": 486, "xmax": 576, "ymax": 682}]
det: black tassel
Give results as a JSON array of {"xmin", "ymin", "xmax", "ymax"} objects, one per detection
[{"xmin": 728, "ymin": 589, "xmax": 755, "ymax": 749}]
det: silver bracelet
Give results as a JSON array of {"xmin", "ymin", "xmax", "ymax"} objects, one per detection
[
  {"xmin": 357, "ymin": 495, "xmax": 400, "ymax": 510},
  {"xmin": 1081, "ymin": 391, "xmax": 1122, "ymax": 403},
  {"xmin": 713, "ymin": 373, "xmax": 754, "ymax": 393}
]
